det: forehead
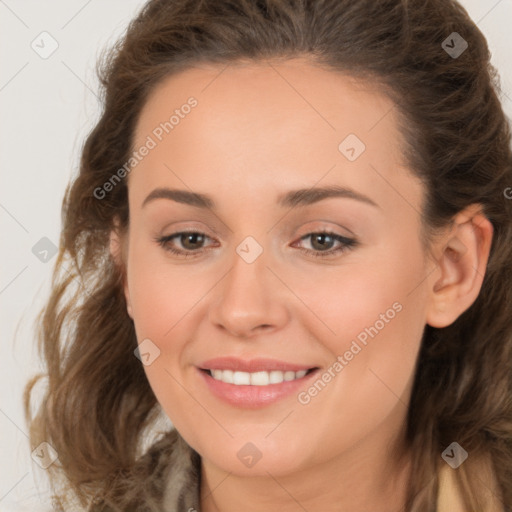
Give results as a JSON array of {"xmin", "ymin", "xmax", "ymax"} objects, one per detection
[
  {"xmin": 134, "ymin": 57, "xmax": 399, "ymax": 147},
  {"xmin": 129, "ymin": 58, "xmax": 418, "ymax": 214}
]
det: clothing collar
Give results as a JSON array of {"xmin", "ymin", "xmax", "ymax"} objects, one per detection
[{"xmin": 161, "ymin": 429, "xmax": 201, "ymax": 512}]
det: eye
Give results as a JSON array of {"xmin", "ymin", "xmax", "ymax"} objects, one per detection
[
  {"xmin": 292, "ymin": 231, "xmax": 358, "ymax": 258},
  {"xmin": 156, "ymin": 231, "xmax": 216, "ymax": 258},
  {"xmin": 155, "ymin": 230, "xmax": 358, "ymax": 259}
]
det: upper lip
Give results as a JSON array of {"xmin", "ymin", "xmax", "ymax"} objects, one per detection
[{"xmin": 199, "ymin": 357, "xmax": 317, "ymax": 373}]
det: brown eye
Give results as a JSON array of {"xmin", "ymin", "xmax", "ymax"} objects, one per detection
[
  {"xmin": 293, "ymin": 231, "xmax": 358, "ymax": 259},
  {"xmin": 309, "ymin": 233, "xmax": 336, "ymax": 251},
  {"xmin": 179, "ymin": 232, "xmax": 206, "ymax": 250},
  {"xmin": 156, "ymin": 231, "xmax": 215, "ymax": 258}
]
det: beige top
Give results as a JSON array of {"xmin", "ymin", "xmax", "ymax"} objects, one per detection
[{"xmin": 437, "ymin": 462, "xmax": 505, "ymax": 512}]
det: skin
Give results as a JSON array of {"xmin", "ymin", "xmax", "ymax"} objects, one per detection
[{"xmin": 110, "ymin": 58, "xmax": 493, "ymax": 512}]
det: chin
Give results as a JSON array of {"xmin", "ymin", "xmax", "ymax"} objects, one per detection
[{"xmin": 197, "ymin": 434, "xmax": 312, "ymax": 477}]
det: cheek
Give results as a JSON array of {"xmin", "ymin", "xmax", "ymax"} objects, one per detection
[
  {"xmin": 287, "ymin": 241, "xmax": 426, "ymax": 352},
  {"xmin": 290, "ymin": 235, "xmax": 427, "ymax": 406},
  {"xmin": 287, "ymin": 272, "xmax": 426, "ymax": 465},
  {"xmin": 125, "ymin": 247, "xmax": 205, "ymax": 430},
  {"xmin": 126, "ymin": 240, "xmax": 209, "ymax": 340},
  {"xmin": 125, "ymin": 240, "xmax": 216, "ymax": 395}
]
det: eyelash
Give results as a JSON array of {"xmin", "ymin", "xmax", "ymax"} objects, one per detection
[{"xmin": 155, "ymin": 230, "xmax": 358, "ymax": 259}]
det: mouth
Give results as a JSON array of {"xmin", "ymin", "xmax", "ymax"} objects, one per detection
[
  {"xmin": 196, "ymin": 357, "xmax": 321, "ymax": 408},
  {"xmin": 199, "ymin": 367, "xmax": 318, "ymax": 386}
]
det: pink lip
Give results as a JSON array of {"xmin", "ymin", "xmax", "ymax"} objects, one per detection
[
  {"xmin": 198, "ymin": 356, "xmax": 315, "ymax": 372},
  {"xmin": 197, "ymin": 368, "xmax": 319, "ymax": 408}
]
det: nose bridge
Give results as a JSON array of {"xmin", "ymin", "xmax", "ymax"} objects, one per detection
[{"xmin": 209, "ymin": 237, "xmax": 289, "ymax": 337}]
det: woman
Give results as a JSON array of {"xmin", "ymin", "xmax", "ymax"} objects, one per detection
[{"xmin": 24, "ymin": 0, "xmax": 512, "ymax": 510}]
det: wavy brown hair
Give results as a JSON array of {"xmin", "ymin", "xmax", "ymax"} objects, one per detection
[{"xmin": 24, "ymin": 0, "xmax": 512, "ymax": 510}]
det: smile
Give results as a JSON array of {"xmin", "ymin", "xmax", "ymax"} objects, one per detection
[{"xmin": 197, "ymin": 365, "xmax": 320, "ymax": 408}]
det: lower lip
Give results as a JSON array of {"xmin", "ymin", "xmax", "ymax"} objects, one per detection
[{"xmin": 197, "ymin": 368, "xmax": 319, "ymax": 408}]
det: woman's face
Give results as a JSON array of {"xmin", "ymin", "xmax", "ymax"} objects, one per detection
[{"xmin": 120, "ymin": 58, "xmax": 432, "ymax": 476}]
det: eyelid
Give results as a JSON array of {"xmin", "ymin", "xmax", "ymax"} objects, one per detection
[
  {"xmin": 157, "ymin": 220, "xmax": 218, "ymax": 237},
  {"xmin": 294, "ymin": 221, "xmax": 356, "ymax": 239}
]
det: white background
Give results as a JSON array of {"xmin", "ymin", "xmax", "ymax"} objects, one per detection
[{"xmin": 1, "ymin": 0, "xmax": 511, "ymax": 510}]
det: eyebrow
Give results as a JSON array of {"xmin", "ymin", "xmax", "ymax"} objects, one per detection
[{"xmin": 141, "ymin": 185, "xmax": 379, "ymax": 210}]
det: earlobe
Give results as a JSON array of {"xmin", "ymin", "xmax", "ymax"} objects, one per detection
[
  {"xmin": 426, "ymin": 205, "xmax": 493, "ymax": 328},
  {"xmin": 109, "ymin": 226, "xmax": 133, "ymax": 319}
]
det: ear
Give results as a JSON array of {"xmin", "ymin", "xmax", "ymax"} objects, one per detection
[
  {"xmin": 109, "ymin": 222, "xmax": 133, "ymax": 319},
  {"xmin": 425, "ymin": 204, "xmax": 493, "ymax": 328}
]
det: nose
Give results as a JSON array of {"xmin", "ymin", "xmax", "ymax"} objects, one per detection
[{"xmin": 208, "ymin": 248, "xmax": 290, "ymax": 339}]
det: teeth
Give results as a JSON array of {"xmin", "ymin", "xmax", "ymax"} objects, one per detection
[{"xmin": 209, "ymin": 368, "xmax": 310, "ymax": 386}]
